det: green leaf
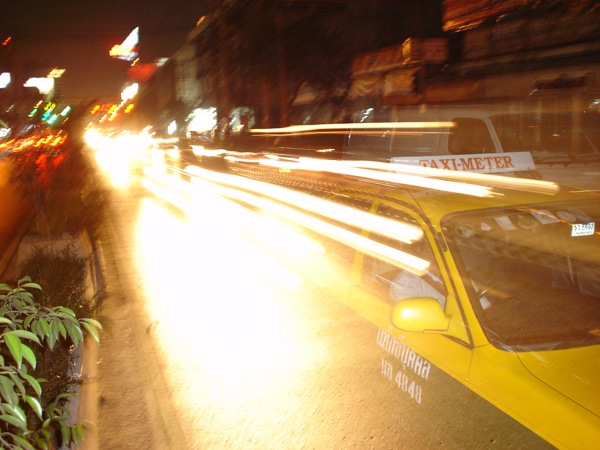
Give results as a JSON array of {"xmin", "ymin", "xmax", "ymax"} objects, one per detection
[
  {"xmin": 55, "ymin": 391, "xmax": 75, "ymax": 402},
  {"xmin": 0, "ymin": 375, "xmax": 16, "ymax": 405},
  {"xmin": 4, "ymin": 329, "xmax": 41, "ymax": 345},
  {"xmin": 24, "ymin": 395, "xmax": 43, "ymax": 420},
  {"xmin": 23, "ymin": 315, "xmax": 35, "ymax": 329},
  {"xmin": 35, "ymin": 437, "xmax": 51, "ymax": 450},
  {"xmin": 20, "ymin": 282, "xmax": 42, "ymax": 291},
  {"xmin": 58, "ymin": 320, "xmax": 68, "ymax": 339},
  {"xmin": 67, "ymin": 323, "xmax": 84, "ymax": 345},
  {"xmin": 0, "ymin": 412, "xmax": 27, "ymax": 430},
  {"xmin": 0, "ymin": 317, "xmax": 14, "ymax": 326},
  {"xmin": 40, "ymin": 427, "xmax": 51, "ymax": 437},
  {"xmin": 73, "ymin": 422, "xmax": 86, "ymax": 445},
  {"xmin": 61, "ymin": 423, "xmax": 71, "ymax": 444},
  {"xmin": 21, "ymin": 344, "xmax": 37, "ymax": 370},
  {"xmin": 71, "ymin": 423, "xmax": 85, "ymax": 445},
  {"xmin": 81, "ymin": 322, "xmax": 101, "ymax": 343},
  {"xmin": 48, "ymin": 321, "xmax": 59, "ymax": 350},
  {"xmin": 38, "ymin": 317, "xmax": 51, "ymax": 337},
  {"xmin": 7, "ymin": 370, "xmax": 26, "ymax": 397},
  {"xmin": 22, "ymin": 373, "xmax": 42, "ymax": 397},
  {"xmin": 81, "ymin": 317, "xmax": 103, "ymax": 330},
  {"xmin": 3, "ymin": 402, "xmax": 26, "ymax": 424},
  {"xmin": 12, "ymin": 435, "xmax": 36, "ymax": 450},
  {"xmin": 58, "ymin": 307, "xmax": 76, "ymax": 318},
  {"xmin": 3, "ymin": 333, "xmax": 22, "ymax": 367},
  {"xmin": 15, "ymin": 291, "xmax": 35, "ymax": 305}
]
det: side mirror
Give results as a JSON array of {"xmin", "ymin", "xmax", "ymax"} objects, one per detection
[{"xmin": 390, "ymin": 297, "xmax": 450, "ymax": 333}]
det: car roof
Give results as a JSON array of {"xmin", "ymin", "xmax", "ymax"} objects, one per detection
[
  {"xmin": 331, "ymin": 171, "xmax": 600, "ymax": 224},
  {"xmin": 360, "ymin": 104, "xmax": 576, "ymax": 123}
]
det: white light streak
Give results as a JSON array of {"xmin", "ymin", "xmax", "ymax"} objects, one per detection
[
  {"xmin": 258, "ymin": 157, "xmax": 496, "ymax": 198},
  {"xmin": 250, "ymin": 121, "xmax": 454, "ymax": 134},
  {"xmin": 185, "ymin": 165, "xmax": 429, "ymax": 275}
]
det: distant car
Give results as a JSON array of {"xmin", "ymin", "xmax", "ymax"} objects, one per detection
[
  {"xmin": 147, "ymin": 133, "xmax": 200, "ymax": 174},
  {"xmin": 314, "ymin": 176, "xmax": 600, "ymax": 449}
]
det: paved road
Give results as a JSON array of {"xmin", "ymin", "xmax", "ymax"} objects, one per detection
[{"xmin": 79, "ymin": 148, "xmax": 552, "ymax": 449}]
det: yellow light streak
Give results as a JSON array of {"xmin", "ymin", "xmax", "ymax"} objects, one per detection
[
  {"xmin": 141, "ymin": 167, "xmax": 327, "ymax": 288},
  {"xmin": 187, "ymin": 165, "xmax": 423, "ymax": 243},
  {"xmin": 185, "ymin": 165, "xmax": 429, "ymax": 275},
  {"xmin": 343, "ymin": 159, "xmax": 560, "ymax": 195},
  {"xmin": 228, "ymin": 152, "xmax": 558, "ymax": 196},
  {"xmin": 250, "ymin": 121, "xmax": 455, "ymax": 135}
]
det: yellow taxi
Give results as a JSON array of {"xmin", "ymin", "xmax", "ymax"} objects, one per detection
[
  {"xmin": 192, "ymin": 154, "xmax": 599, "ymax": 447},
  {"xmin": 321, "ymin": 174, "xmax": 600, "ymax": 449}
]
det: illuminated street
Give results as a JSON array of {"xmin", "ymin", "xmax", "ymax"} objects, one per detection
[
  {"xmin": 2, "ymin": 2, "xmax": 599, "ymax": 449},
  {"xmin": 84, "ymin": 137, "xmax": 552, "ymax": 449}
]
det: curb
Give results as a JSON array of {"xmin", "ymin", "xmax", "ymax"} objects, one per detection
[
  {"xmin": 74, "ymin": 235, "xmax": 105, "ymax": 450},
  {"xmin": 68, "ymin": 232, "xmax": 105, "ymax": 450}
]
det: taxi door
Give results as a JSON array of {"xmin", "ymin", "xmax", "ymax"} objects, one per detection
[
  {"xmin": 312, "ymin": 187, "xmax": 552, "ymax": 447},
  {"xmin": 354, "ymin": 196, "xmax": 473, "ymax": 384}
]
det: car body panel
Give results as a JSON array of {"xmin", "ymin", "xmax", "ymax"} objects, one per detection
[
  {"xmin": 517, "ymin": 347, "xmax": 600, "ymax": 417},
  {"xmin": 326, "ymin": 181, "xmax": 600, "ymax": 449},
  {"xmin": 469, "ymin": 345, "xmax": 600, "ymax": 449}
]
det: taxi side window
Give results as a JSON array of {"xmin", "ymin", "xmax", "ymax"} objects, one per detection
[
  {"xmin": 448, "ymin": 118, "xmax": 495, "ymax": 155},
  {"xmin": 322, "ymin": 191, "xmax": 377, "ymax": 266},
  {"xmin": 360, "ymin": 204, "xmax": 447, "ymax": 307}
]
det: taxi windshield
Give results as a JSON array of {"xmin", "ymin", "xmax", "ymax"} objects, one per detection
[{"xmin": 443, "ymin": 200, "xmax": 600, "ymax": 351}]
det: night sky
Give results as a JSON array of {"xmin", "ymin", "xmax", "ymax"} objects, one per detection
[{"xmin": 1, "ymin": 0, "xmax": 206, "ymax": 100}]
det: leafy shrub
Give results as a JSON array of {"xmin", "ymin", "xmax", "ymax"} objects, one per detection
[
  {"xmin": 0, "ymin": 277, "xmax": 101, "ymax": 449},
  {"xmin": 2, "ymin": 115, "xmax": 104, "ymax": 448}
]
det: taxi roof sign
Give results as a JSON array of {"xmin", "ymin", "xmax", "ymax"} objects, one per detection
[{"xmin": 391, "ymin": 151, "xmax": 536, "ymax": 174}]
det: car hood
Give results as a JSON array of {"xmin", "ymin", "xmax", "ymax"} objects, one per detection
[{"xmin": 517, "ymin": 345, "xmax": 600, "ymax": 417}]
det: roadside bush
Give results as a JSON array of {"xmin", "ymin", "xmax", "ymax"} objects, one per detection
[
  {"xmin": 2, "ymin": 114, "xmax": 104, "ymax": 448},
  {"xmin": 16, "ymin": 243, "xmax": 96, "ymax": 446},
  {"xmin": 0, "ymin": 276, "xmax": 101, "ymax": 449}
]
